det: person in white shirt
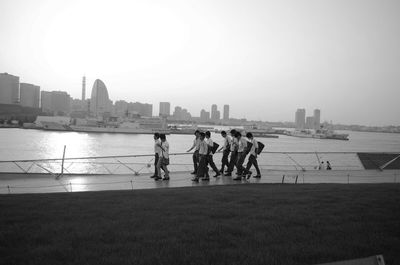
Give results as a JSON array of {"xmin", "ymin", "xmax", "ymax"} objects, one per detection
[
  {"xmin": 151, "ymin": 133, "xmax": 162, "ymax": 178},
  {"xmin": 217, "ymin": 131, "xmax": 231, "ymax": 174},
  {"xmin": 243, "ymin": 132, "xmax": 261, "ymax": 179},
  {"xmin": 187, "ymin": 130, "xmax": 201, "ymax": 175},
  {"xmin": 233, "ymin": 131, "xmax": 248, "ymax": 181},
  {"xmin": 205, "ymin": 131, "xmax": 221, "ymax": 177},
  {"xmin": 192, "ymin": 132, "xmax": 210, "ymax": 182},
  {"xmin": 155, "ymin": 134, "xmax": 170, "ymax": 181},
  {"xmin": 225, "ymin": 129, "xmax": 238, "ymax": 176}
]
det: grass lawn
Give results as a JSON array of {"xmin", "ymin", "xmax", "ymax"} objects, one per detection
[{"xmin": 1, "ymin": 184, "xmax": 400, "ymax": 265}]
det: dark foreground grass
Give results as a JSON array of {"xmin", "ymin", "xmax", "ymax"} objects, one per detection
[{"xmin": 1, "ymin": 184, "xmax": 400, "ymax": 265}]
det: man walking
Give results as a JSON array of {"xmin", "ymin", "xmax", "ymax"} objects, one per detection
[
  {"xmin": 155, "ymin": 134, "xmax": 170, "ymax": 181},
  {"xmin": 225, "ymin": 129, "xmax": 238, "ymax": 176},
  {"xmin": 205, "ymin": 131, "xmax": 220, "ymax": 178},
  {"xmin": 187, "ymin": 130, "xmax": 201, "ymax": 175},
  {"xmin": 233, "ymin": 131, "xmax": 248, "ymax": 181},
  {"xmin": 151, "ymin": 133, "xmax": 161, "ymax": 178},
  {"xmin": 218, "ymin": 130, "xmax": 231, "ymax": 174},
  {"xmin": 192, "ymin": 132, "xmax": 209, "ymax": 182},
  {"xmin": 243, "ymin": 132, "xmax": 261, "ymax": 179}
]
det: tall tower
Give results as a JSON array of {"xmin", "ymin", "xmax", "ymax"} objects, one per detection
[
  {"xmin": 313, "ymin": 109, "xmax": 321, "ymax": 129},
  {"xmin": 223, "ymin": 104, "xmax": 229, "ymax": 120},
  {"xmin": 295, "ymin": 108, "xmax": 306, "ymax": 129},
  {"xmin": 81, "ymin": 76, "xmax": 86, "ymax": 101}
]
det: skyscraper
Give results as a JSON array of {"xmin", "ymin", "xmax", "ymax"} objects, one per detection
[
  {"xmin": 82, "ymin": 76, "xmax": 86, "ymax": 101},
  {"xmin": 41, "ymin": 91, "xmax": 71, "ymax": 115},
  {"xmin": 200, "ymin": 109, "xmax": 210, "ymax": 122},
  {"xmin": 223, "ymin": 104, "xmax": 229, "ymax": 120},
  {"xmin": 20, "ymin": 83, "xmax": 40, "ymax": 108},
  {"xmin": 295, "ymin": 108, "xmax": 306, "ymax": 129},
  {"xmin": 41, "ymin": 91, "xmax": 52, "ymax": 113},
  {"xmin": 211, "ymin": 104, "xmax": 220, "ymax": 121},
  {"xmin": 306, "ymin": 116, "xmax": 314, "ymax": 129},
  {"xmin": 313, "ymin": 109, "xmax": 321, "ymax": 129},
  {"xmin": 159, "ymin": 102, "xmax": 170, "ymax": 117},
  {"xmin": 90, "ymin": 79, "xmax": 111, "ymax": 116},
  {"xmin": 0, "ymin": 73, "xmax": 19, "ymax": 104}
]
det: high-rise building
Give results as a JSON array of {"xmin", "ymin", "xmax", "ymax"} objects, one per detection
[
  {"xmin": 295, "ymin": 108, "xmax": 306, "ymax": 129},
  {"xmin": 51, "ymin": 91, "xmax": 71, "ymax": 115},
  {"xmin": 41, "ymin": 90, "xmax": 71, "ymax": 115},
  {"xmin": 173, "ymin": 106, "xmax": 183, "ymax": 120},
  {"xmin": 211, "ymin": 104, "xmax": 220, "ymax": 121},
  {"xmin": 305, "ymin": 116, "xmax": 314, "ymax": 129},
  {"xmin": 159, "ymin": 102, "xmax": 170, "ymax": 117},
  {"xmin": 90, "ymin": 79, "xmax": 111, "ymax": 116},
  {"xmin": 313, "ymin": 109, "xmax": 321, "ymax": 129},
  {"xmin": 200, "ymin": 109, "xmax": 210, "ymax": 122},
  {"xmin": 0, "ymin": 73, "xmax": 19, "ymax": 104},
  {"xmin": 223, "ymin": 104, "xmax": 229, "ymax": 120},
  {"xmin": 41, "ymin": 91, "xmax": 52, "ymax": 113},
  {"xmin": 82, "ymin": 76, "xmax": 86, "ymax": 101},
  {"xmin": 19, "ymin": 83, "xmax": 40, "ymax": 108}
]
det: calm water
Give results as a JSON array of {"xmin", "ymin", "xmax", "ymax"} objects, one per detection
[{"xmin": 0, "ymin": 128, "xmax": 400, "ymax": 161}]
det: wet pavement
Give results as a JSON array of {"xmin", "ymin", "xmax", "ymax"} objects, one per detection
[{"xmin": 0, "ymin": 169, "xmax": 398, "ymax": 194}]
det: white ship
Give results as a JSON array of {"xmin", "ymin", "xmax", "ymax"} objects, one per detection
[
  {"xmin": 286, "ymin": 128, "xmax": 349, "ymax": 140},
  {"xmin": 31, "ymin": 116, "xmax": 170, "ymax": 134}
]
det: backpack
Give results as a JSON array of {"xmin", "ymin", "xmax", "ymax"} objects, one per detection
[
  {"xmin": 257, "ymin": 141, "xmax": 265, "ymax": 154},
  {"xmin": 212, "ymin": 142, "xmax": 219, "ymax": 154},
  {"xmin": 245, "ymin": 141, "xmax": 253, "ymax": 154}
]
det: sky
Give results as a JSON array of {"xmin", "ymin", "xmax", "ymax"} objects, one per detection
[{"xmin": 0, "ymin": 0, "xmax": 399, "ymax": 126}]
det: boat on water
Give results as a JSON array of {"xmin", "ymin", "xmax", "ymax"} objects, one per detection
[
  {"xmin": 27, "ymin": 116, "xmax": 171, "ymax": 134},
  {"xmin": 285, "ymin": 128, "xmax": 349, "ymax": 140}
]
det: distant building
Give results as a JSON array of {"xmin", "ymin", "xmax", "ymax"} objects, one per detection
[
  {"xmin": 40, "ymin": 91, "xmax": 71, "ymax": 115},
  {"xmin": 223, "ymin": 104, "xmax": 229, "ymax": 120},
  {"xmin": 41, "ymin": 91, "xmax": 52, "ymax": 113},
  {"xmin": 305, "ymin": 116, "xmax": 314, "ymax": 129},
  {"xmin": 114, "ymin": 100, "xmax": 152, "ymax": 118},
  {"xmin": 0, "ymin": 73, "xmax": 19, "ymax": 104},
  {"xmin": 200, "ymin": 109, "xmax": 210, "ymax": 122},
  {"xmin": 159, "ymin": 102, "xmax": 170, "ymax": 117},
  {"xmin": 211, "ymin": 104, "xmax": 220, "ymax": 121},
  {"xmin": 313, "ymin": 109, "xmax": 321, "ymax": 129},
  {"xmin": 51, "ymin": 91, "xmax": 71, "ymax": 116},
  {"xmin": 90, "ymin": 79, "xmax": 111, "ymax": 117},
  {"xmin": 81, "ymin": 76, "xmax": 86, "ymax": 101},
  {"xmin": 295, "ymin": 108, "xmax": 306, "ymax": 129},
  {"xmin": 19, "ymin": 83, "xmax": 40, "ymax": 108},
  {"xmin": 173, "ymin": 106, "xmax": 191, "ymax": 121}
]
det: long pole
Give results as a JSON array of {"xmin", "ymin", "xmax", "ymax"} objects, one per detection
[{"xmin": 61, "ymin": 145, "xmax": 66, "ymax": 178}]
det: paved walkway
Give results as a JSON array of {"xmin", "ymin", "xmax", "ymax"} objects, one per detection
[{"xmin": 0, "ymin": 169, "xmax": 399, "ymax": 194}]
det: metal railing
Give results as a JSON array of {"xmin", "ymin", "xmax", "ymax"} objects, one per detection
[{"xmin": 0, "ymin": 148, "xmax": 399, "ymax": 194}]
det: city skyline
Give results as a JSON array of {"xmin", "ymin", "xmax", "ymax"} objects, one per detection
[
  {"xmin": 1, "ymin": 70, "xmax": 398, "ymax": 126},
  {"xmin": 1, "ymin": 0, "xmax": 400, "ymax": 125}
]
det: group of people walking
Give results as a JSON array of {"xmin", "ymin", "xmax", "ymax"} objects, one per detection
[
  {"xmin": 188, "ymin": 129, "xmax": 262, "ymax": 182},
  {"xmin": 150, "ymin": 130, "xmax": 263, "ymax": 182}
]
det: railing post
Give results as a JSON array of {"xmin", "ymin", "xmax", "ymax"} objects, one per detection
[
  {"xmin": 295, "ymin": 175, "xmax": 298, "ymax": 184},
  {"xmin": 7, "ymin": 185, "xmax": 10, "ymax": 194},
  {"xmin": 130, "ymin": 180, "xmax": 133, "ymax": 190},
  {"xmin": 69, "ymin": 182, "xmax": 72, "ymax": 192},
  {"xmin": 347, "ymin": 173, "xmax": 350, "ymax": 184},
  {"xmin": 282, "ymin": 175, "xmax": 285, "ymax": 184},
  {"xmin": 60, "ymin": 145, "xmax": 66, "ymax": 178}
]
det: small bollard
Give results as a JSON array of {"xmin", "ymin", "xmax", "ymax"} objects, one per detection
[
  {"xmin": 130, "ymin": 180, "xmax": 133, "ymax": 190},
  {"xmin": 281, "ymin": 175, "xmax": 285, "ymax": 184},
  {"xmin": 347, "ymin": 173, "xmax": 350, "ymax": 184},
  {"xmin": 69, "ymin": 182, "xmax": 72, "ymax": 192},
  {"xmin": 7, "ymin": 185, "xmax": 10, "ymax": 194}
]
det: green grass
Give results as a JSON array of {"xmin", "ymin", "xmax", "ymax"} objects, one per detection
[{"xmin": 1, "ymin": 184, "xmax": 400, "ymax": 265}]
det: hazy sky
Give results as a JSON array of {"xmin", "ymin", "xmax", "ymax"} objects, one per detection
[{"xmin": 0, "ymin": 0, "xmax": 399, "ymax": 126}]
